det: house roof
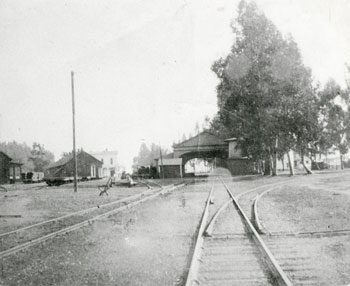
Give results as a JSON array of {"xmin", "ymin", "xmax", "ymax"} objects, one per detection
[
  {"xmin": 173, "ymin": 131, "xmax": 227, "ymax": 148},
  {"xmin": 48, "ymin": 153, "xmax": 74, "ymax": 169},
  {"xmin": 0, "ymin": 151, "xmax": 12, "ymax": 160},
  {"xmin": 47, "ymin": 150, "xmax": 102, "ymax": 169}
]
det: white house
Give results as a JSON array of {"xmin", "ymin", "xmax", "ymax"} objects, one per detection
[
  {"xmin": 276, "ymin": 150, "xmax": 312, "ymax": 171},
  {"xmin": 90, "ymin": 149, "xmax": 121, "ymax": 178},
  {"xmin": 313, "ymin": 146, "xmax": 348, "ymax": 169}
]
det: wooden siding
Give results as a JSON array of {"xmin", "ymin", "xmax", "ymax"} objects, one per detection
[
  {"xmin": 0, "ymin": 152, "xmax": 11, "ymax": 184},
  {"xmin": 160, "ymin": 165, "xmax": 182, "ymax": 179},
  {"xmin": 46, "ymin": 151, "xmax": 103, "ymax": 179},
  {"xmin": 226, "ymin": 158, "xmax": 255, "ymax": 175}
]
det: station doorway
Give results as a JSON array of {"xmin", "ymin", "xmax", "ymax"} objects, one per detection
[{"xmin": 184, "ymin": 158, "xmax": 214, "ymax": 177}]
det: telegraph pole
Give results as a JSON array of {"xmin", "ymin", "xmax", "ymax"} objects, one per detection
[
  {"xmin": 71, "ymin": 71, "xmax": 78, "ymax": 192},
  {"xmin": 159, "ymin": 142, "xmax": 164, "ymax": 179}
]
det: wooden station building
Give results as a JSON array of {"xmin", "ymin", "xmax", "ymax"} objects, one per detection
[{"xmin": 155, "ymin": 131, "xmax": 255, "ymax": 178}]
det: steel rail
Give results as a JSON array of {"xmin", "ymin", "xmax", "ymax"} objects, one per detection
[
  {"xmin": 252, "ymin": 186, "xmax": 282, "ymax": 234},
  {"xmin": 253, "ymin": 187, "xmax": 350, "ymax": 237},
  {"xmin": 204, "ymin": 181, "xmax": 288, "ymax": 237},
  {"xmin": 137, "ymin": 181, "xmax": 154, "ymax": 189},
  {"xmin": 270, "ymin": 229, "xmax": 350, "ymax": 237},
  {"xmin": 236, "ymin": 180, "xmax": 290, "ymax": 199},
  {"xmin": 185, "ymin": 182, "xmax": 215, "ymax": 286},
  {"xmin": 220, "ymin": 178, "xmax": 294, "ymax": 286},
  {"xmin": 0, "ymin": 187, "xmax": 160, "ymax": 238},
  {"xmin": 146, "ymin": 180, "xmax": 163, "ymax": 188},
  {"xmin": 203, "ymin": 198, "xmax": 232, "ymax": 237},
  {"xmin": 0, "ymin": 183, "xmax": 185, "ymax": 259}
]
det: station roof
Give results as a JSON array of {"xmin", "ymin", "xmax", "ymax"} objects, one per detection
[{"xmin": 173, "ymin": 131, "xmax": 227, "ymax": 148}]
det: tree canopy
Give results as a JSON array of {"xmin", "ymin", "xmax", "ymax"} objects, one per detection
[
  {"xmin": 211, "ymin": 0, "xmax": 323, "ymax": 175},
  {"xmin": 0, "ymin": 141, "xmax": 54, "ymax": 172}
]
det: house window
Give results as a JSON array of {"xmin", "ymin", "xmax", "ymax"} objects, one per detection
[{"xmin": 110, "ymin": 158, "xmax": 113, "ymax": 165}]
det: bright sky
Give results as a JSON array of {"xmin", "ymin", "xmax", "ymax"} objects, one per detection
[{"xmin": 1, "ymin": 0, "xmax": 350, "ymax": 171}]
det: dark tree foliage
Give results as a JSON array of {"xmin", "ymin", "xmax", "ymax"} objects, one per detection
[{"xmin": 212, "ymin": 0, "xmax": 319, "ymax": 175}]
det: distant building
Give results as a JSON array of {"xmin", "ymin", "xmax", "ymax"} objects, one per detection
[
  {"xmin": 45, "ymin": 150, "xmax": 102, "ymax": 180},
  {"xmin": 156, "ymin": 158, "xmax": 183, "ymax": 178},
  {"xmin": 312, "ymin": 146, "xmax": 348, "ymax": 169},
  {"xmin": 90, "ymin": 149, "xmax": 121, "ymax": 177},
  {"xmin": 0, "ymin": 151, "xmax": 23, "ymax": 184}
]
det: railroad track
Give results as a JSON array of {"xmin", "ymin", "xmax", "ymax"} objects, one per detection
[
  {"xmin": 138, "ymin": 179, "xmax": 164, "ymax": 189},
  {"xmin": 252, "ymin": 187, "xmax": 350, "ymax": 285},
  {"xmin": 186, "ymin": 175, "xmax": 350, "ymax": 286},
  {"xmin": 185, "ymin": 176, "xmax": 293, "ymax": 286},
  {"xmin": 0, "ymin": 182, "xmax": 184, "ymax": 259}
]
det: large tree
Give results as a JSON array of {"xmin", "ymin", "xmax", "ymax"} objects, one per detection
[{"xmin": 212, "ymin": 0, "xmax": 319, "ymax": 175}]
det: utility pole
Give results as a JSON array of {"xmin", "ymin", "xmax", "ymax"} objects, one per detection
[
  {"xmin": 159, "ymin": 142, "xmax": 164, "ymax": 179},
  {"xmin": 0, "ymin": 114, "xmax": 2, "ymax": 140},
  {"xmin": 71, "ymin": 71, "xmax": 78, "ymax": 192}
]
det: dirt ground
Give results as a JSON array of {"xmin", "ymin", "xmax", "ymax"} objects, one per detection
[
  {"xmin": 258, "ymin": 171, "xmax": 350, "ymax": 234},
  {"xmin": 0, "ymin": 179, "xmax": 149, "ymax": 234},
  {"xmin": 258, "ymin": 170, "xmax": 350, "ymax": 285},
  {"xmin": 1, "ymin": 171, "xmax": 350, "ymax": 285},
  {"xmin": 0, "ymin": 183, "xmax": 209, "ymax": 286}
]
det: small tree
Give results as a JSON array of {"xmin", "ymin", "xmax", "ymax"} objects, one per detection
[
  {"xmin": 319, "ymin": 80, "xmax": 350, "ymax": 169},
  {"xmin": 30, "ymin": 142, "xmax": 55, "ymax": 172}
]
